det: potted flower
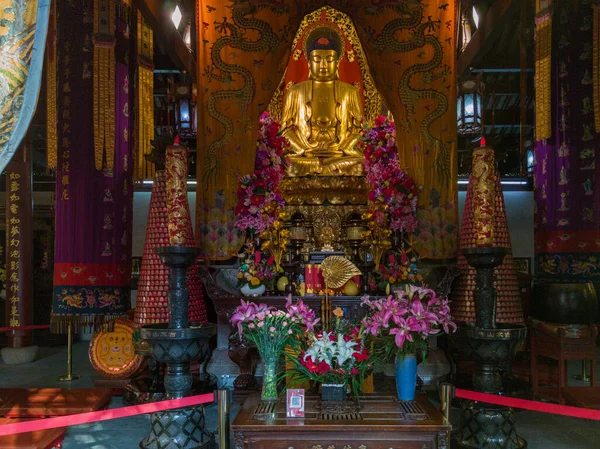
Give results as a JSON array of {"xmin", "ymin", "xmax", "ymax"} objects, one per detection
[
  {"xmin": 236, "ymin": 246, "xmax": 275, "ymax": 296},
  {"xmin": 286, "ymin": 308, "xmax": 374, "ymax": 401},
  {"xmin": 378, "ymin": 252, "xmax": 424, "ymax": 294},
  {"xmin": 361, "ymin": 285, "xmax": 456, "ymax": 400},
  {"xmin": 230, "ymin": 296, "xmax": 318, "ymax": 401}
]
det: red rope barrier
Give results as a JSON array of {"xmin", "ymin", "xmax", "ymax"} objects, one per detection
[
  {"xmin": 455, "ymin": 388, "xmax": 600, "ymax": 421},
  {"xmin": 0, "ymin": 324, "xmax": 51, "ymax": 332},
  {"xmin": 0, "ymin": 392, "xmax": 215, "ymax": 436}
]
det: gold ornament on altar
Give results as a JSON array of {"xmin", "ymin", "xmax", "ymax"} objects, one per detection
[
  {"xmin": 319, "ymin": 225, "xmax": 335, "ymax": 252},
  {"xmin": 320, "ymin": 256, "xmax": 361, "ymax": 328},
  {"xmin": 259, "ymin": 210, "xmax": 291, "ymax": 273},
  {"xmin": 281, "ymin": 26, "xmax": 364, "ymax": 177},
  {"xmin": 361, "ymin": 211, "xmax": 392, "ymax": 272}
]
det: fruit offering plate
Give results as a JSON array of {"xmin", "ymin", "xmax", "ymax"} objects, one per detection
[{"xmin": 89, "ymin": 318, "xmax": 145, "ymax": 379}]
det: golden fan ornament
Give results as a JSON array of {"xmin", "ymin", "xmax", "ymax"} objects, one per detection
[
  {"xmin": 321, "ymin": 256, "xmax": 362, "ymax": 289},
  {"xmin": 320, "ymin": 256, "xmax": 361, "ymax": 328}
]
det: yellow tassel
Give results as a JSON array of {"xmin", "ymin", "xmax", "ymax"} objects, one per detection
[
  {"xmin": 93, "ymin": 0, "xmax": 116, "ymax": 171},
  {"xmin": 534, "ymin": 2, "xmax": 552, "ymax": 141},
  {"xmin": 135, "ymin": 14, "xmax": 154, "ymax": 181},
  {"xmin": 46, "ymin": 0, "xmax": 57, "ymax": 169},
  {"xmin": 593, "ymin": 5, "xmax": 600, "ymax": 132}
]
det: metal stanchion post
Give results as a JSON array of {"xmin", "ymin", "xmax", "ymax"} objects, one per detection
[
  {"xmin": 59, "ymin": 320, "xmax": 80, "ymax": 382},
  {"xmin": 572, "ymin": 359, "xmax": 591, "ymax": 382},
  {"xmin": 218, "ymin": 389, "xmax": 230, "ymax": 449},
  {"xmin": 440, "ymin": 383, "xmax": 452, "ymax": 421}
]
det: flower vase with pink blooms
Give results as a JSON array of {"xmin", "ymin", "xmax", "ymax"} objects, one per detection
[
  {"xmin": 362, "ymin": 285, "xmax": 456, "ymax": 400},
  {"xmin": 230, "ymin": 296, "xmax": 318, "ymax": 401}
]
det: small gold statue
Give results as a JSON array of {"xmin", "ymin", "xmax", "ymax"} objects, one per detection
[
  {"xmin": 320, "ymin": 225, "xmax": 336, "ymax": 252},
  {"xmin": 281, "ymin": 27, "xmax": 364, "ymax": 177}
]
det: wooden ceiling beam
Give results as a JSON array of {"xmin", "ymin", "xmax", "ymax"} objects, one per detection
[
  {"xmin": 133, "ymin": 0, "xmax": 196, "ymax": 78},
  {"xmin": 458, "ymin": 0, "xmax": 519, "ymax": 78}
]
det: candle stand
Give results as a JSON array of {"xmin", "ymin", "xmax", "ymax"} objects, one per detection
[
  {"xmin": 140, "ymin": 246, "xmax": 216, "ymax": 449},
  {"xmin": 453, "ymin": 247, "xmax": 527, "ymax": 449}
]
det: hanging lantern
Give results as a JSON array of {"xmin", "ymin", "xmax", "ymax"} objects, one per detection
[
  {"xmin": 173, "ymin": 83, "xmax": 197, "ymax": 138},
  {"xmin": 457, "ymin": 75, "xmax": 484, "ymax": 135}
]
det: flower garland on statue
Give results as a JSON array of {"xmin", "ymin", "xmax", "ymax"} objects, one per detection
[
  {"xmin": 234, "ymin": 112, "xmax": 290, "ymax": 292},
  {"xmin": 234, "ymin": 112, "xmax": 289, "ymax": 235},
  {"xmin": 361, "ymin": 115, "xmax": 421, "ymax": 276},
  {"xmin": 362, "ymin": 115, "xmax": 420, "ymax": 233}
]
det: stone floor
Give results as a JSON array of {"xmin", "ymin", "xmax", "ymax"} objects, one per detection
[{"xmin": 1, "ymin": 342, "xmax": 599, "ymax": 448}]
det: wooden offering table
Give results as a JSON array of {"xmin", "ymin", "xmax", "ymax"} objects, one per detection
[{"xmin": 232, "ymin": 394, "xmax": 450, "ymax": 449}]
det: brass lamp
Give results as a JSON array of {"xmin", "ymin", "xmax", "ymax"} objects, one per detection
[
  {"xmin": 288, "ymin": 212, "xmax": 307, "ymax": 263},
  {"xmin": 280, "ymin": 212, "xmax": 305, "ymax": 294},
  {"xmin": 344, "ymin": 213, "xmax": 365, "ymax": 264}
]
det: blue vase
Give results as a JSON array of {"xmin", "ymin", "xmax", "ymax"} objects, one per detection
[{"xmin": 395, "ymin": 354, "xmax": 417, "ymax": 401}]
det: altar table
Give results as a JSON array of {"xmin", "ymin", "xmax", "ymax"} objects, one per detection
[{"xmin": 232, "ymin": 394, "xmax": 451, "ymax": 449}]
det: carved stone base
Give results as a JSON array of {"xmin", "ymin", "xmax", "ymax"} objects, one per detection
[
  {"xmin": 206, "ymin": 347, "xmax": 240, "ymax": 388},
  {"xmin": 453, "ymin": 401, "xmax": 527, "ymax": 449},
  {"xmin": 140, "ymin": 406, "xmax": 215, "ymax": 449}
]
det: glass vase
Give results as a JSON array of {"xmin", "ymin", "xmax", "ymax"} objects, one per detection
[{"xmin": 260, "ymin": 351, "xmax": 279, "ymax": 402}]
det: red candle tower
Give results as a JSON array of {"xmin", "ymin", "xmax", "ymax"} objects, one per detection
[
  {"xmin": 451, "ymin": 143, "xmax": 524, "ymax": 324},
  {"xmin": 134, "ymin": 170, "xmax": 207, "ymax": 325}
]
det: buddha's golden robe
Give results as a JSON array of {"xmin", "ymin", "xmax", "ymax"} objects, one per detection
[{"xmin": 281, "ymin": 80, "xmax": 364, "ymax": 177}]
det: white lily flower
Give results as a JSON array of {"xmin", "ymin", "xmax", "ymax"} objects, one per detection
[{"xmin": 335, "ymin": 334, "xmax": 357, "ymax": 366}]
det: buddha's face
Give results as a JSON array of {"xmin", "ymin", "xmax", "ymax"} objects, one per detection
[{"xmin": 309, "ymin": 49, "xmax": 339, "ymax": 81}]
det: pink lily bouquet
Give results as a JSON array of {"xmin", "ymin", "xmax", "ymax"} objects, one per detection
[
  {"xmin": 230, "ymin": 296, "xmax": 319, "ymax": 400},
  {"xmin": 361, "ymin": 285, "xmax": 456, "ymax": 362}
]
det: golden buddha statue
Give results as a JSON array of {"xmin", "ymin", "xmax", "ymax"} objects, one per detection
[{"xmin": 281, "ymin": 27, "xmax": 364, "ymax": 177}]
